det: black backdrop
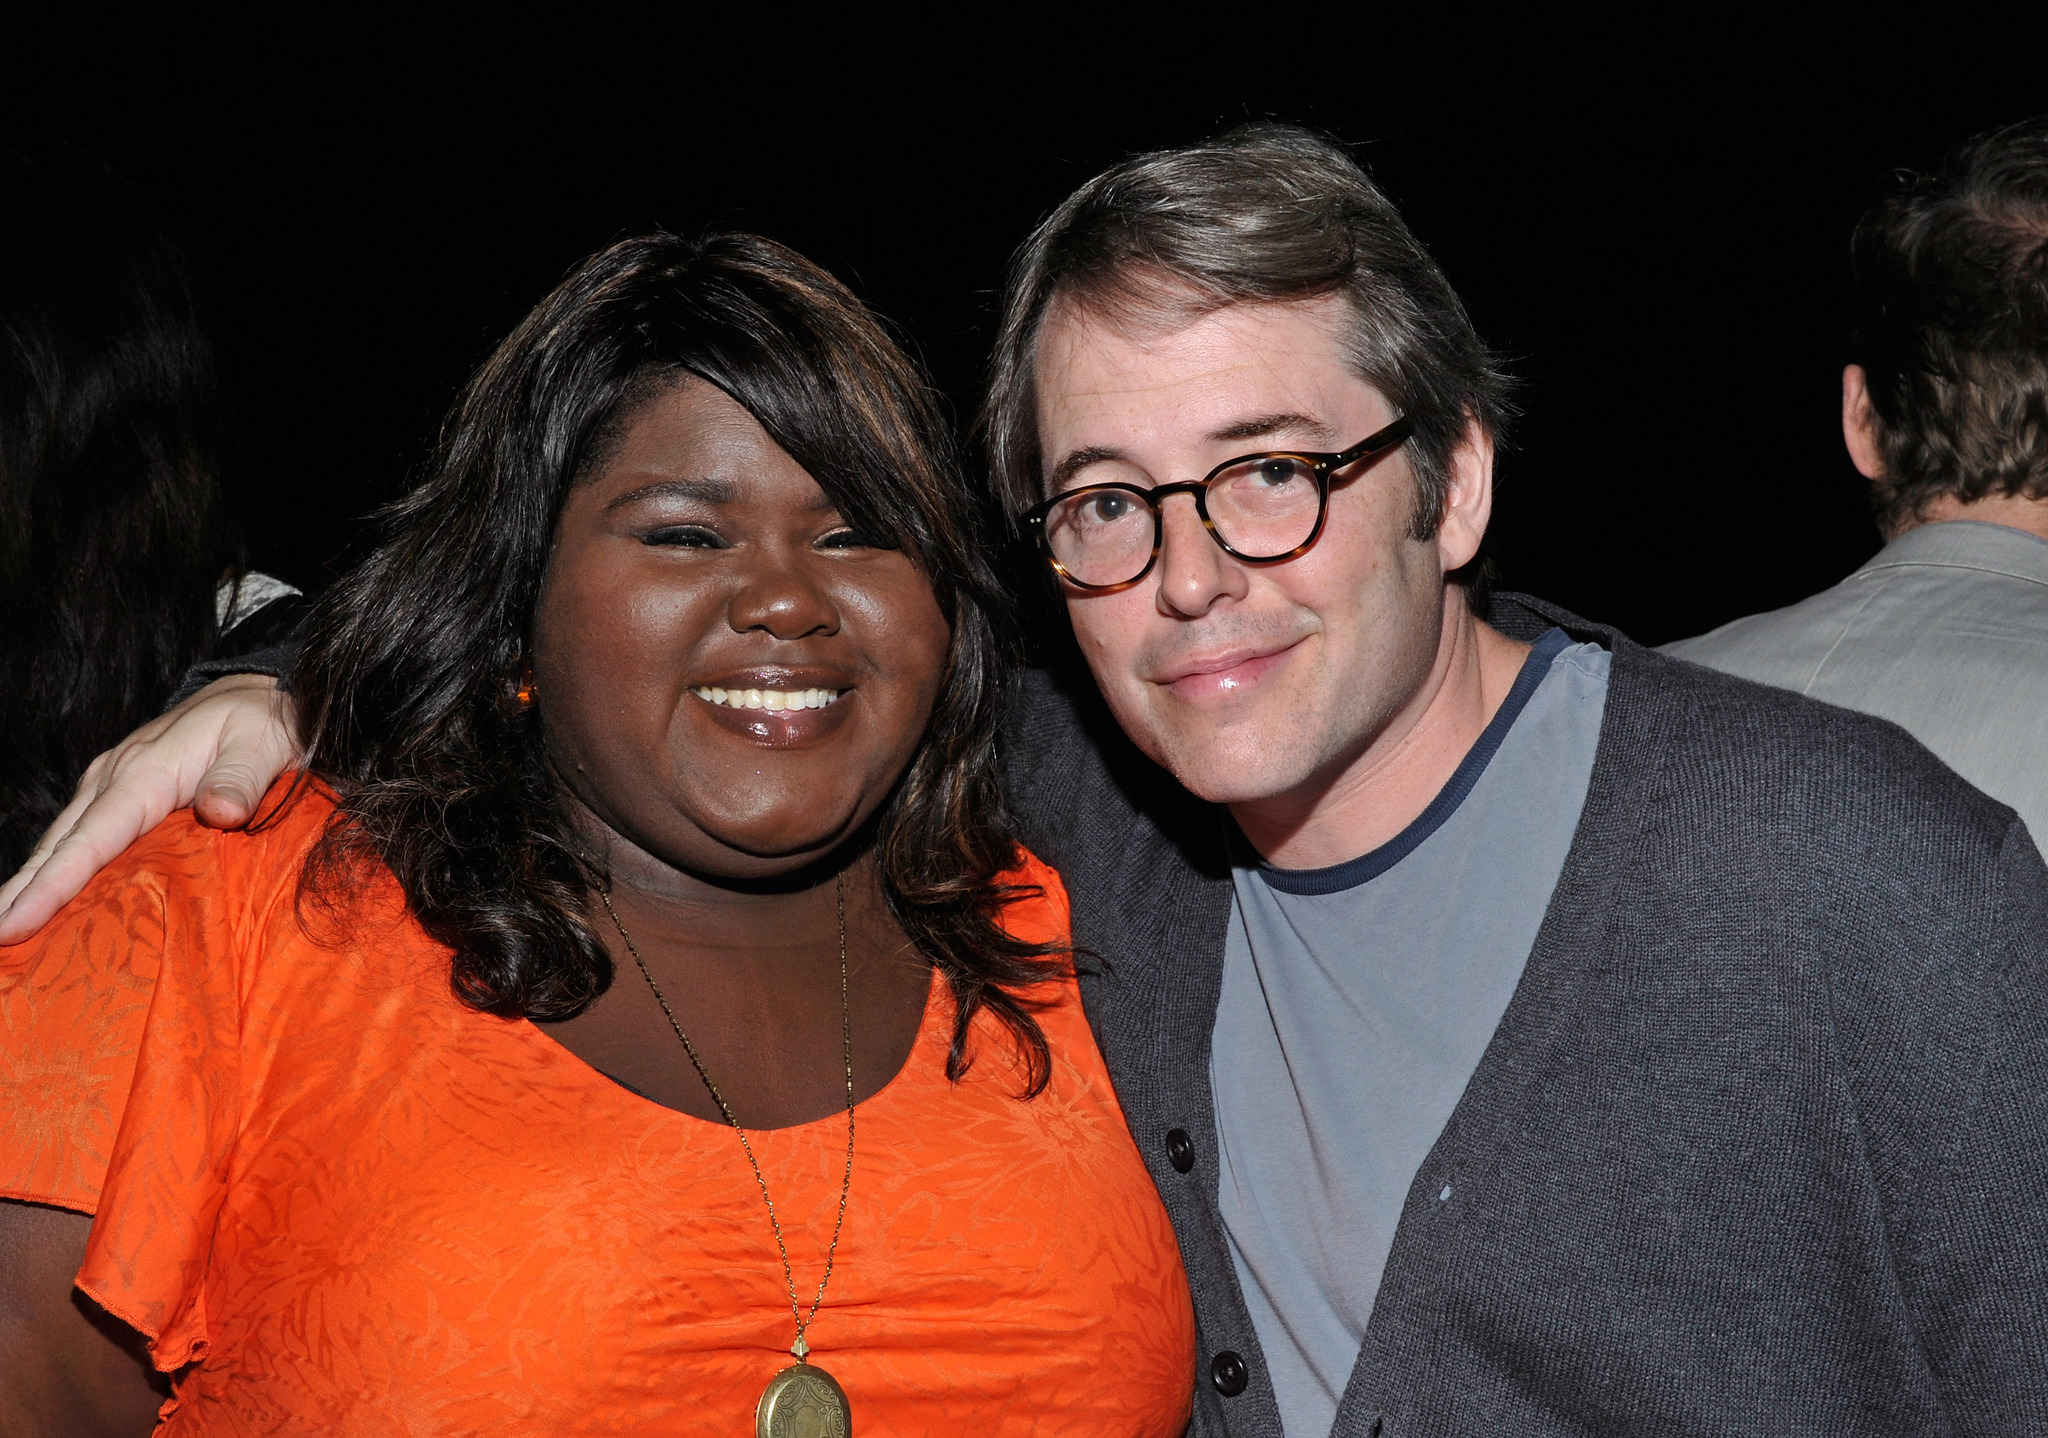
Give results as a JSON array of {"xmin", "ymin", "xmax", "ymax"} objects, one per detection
[{"xmin": 9, "ymin": 29, "xmax": 2045, "ymax": 646}]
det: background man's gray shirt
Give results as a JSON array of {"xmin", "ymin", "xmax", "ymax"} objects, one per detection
[
  {"xmin": 1213, "ymin": 631, "xmax": 1608, "ymax": 1437},
  {"xmin": 1664, "ymin": 520, "xmax": 2048, "ymax": 838}
]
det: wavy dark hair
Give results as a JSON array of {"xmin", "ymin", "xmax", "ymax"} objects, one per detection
[
  {"xmin": 0, "ymin": 139, "xmax": 235, "ymax": 872},
  {"xmin": 289, "ymin": 232, "xmax": 1063, "ymax": 1092}
]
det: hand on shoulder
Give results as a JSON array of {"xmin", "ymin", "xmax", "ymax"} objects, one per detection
[{"xmin": 0, "ymin": 675, "xmax": 299, "ymax": 944}]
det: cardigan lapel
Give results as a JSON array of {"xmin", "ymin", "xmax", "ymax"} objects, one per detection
[
  {"xmin": 1333, "ymin": 599, "xmax": 1680, "ymax": 1430},
  {"xmin": 1074, "ymin": 804, "xmax": 1284, "ymax": 1436}
]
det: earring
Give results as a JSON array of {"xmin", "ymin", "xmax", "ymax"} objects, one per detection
[{"xmin": 513, "ymin": 659, "xmax": 538, "ymax": 710}]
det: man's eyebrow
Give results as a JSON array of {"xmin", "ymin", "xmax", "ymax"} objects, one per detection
[
  {"xmin": 1207, "ymin": 412, "xmax": 1335, "ymax": 445},
  {"xmin": 603, "ymin": 477, "xmax": 735, "ymax": 510},
  {"xmin": 1045, "ymin": 413, "xmax": 1337, "ymax": 494},
  {"xmin": 1048, "ymin": 445, "xmax": 1128, "ymax": 491}
]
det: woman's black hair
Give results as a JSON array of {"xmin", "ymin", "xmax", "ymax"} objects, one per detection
[
  {"xmin": 291, "ymin": 232, "xmax": 1061, "ymax": 1092},
  {"xmin": 0, "ymin": 139, "xmax": 235, "ymax": 872}
]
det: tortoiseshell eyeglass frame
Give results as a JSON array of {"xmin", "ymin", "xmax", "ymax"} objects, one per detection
[{"xmin": 1021, "ymin": 415, "xmax": 1416, "ymax": 593}]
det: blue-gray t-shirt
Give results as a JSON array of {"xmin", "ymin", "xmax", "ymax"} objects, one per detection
[{"xmin": 1209, "ymin": 628, "xmax": 1610, "ymax": 1437}]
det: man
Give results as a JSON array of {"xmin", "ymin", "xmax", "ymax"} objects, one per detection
[
  {"xmin": 7, "ymin": 126, "xmax": 2048, "ymax": 1435},
  {"xmin": 1667, "ymin": 116, "xmax": 2048, "ymax": 839}
]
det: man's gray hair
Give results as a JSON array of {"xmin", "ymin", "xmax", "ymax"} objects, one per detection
[{"xmin": 981, "ymin": 122, "xmax": 1511, "ymax": 540}]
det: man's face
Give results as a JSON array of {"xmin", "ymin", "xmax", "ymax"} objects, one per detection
[{"xmin": 1034, "ymin": 294, "xmax": 1487, "ymax": 808}]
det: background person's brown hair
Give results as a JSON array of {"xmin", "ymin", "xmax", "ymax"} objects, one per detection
[
  {"xmin": 981, "ymin": 122, "xmax": 1512, "ymax": 548},
  {"xmin": 1851, "ymin": 114, "xmax": 2048, "ymax": 534}
]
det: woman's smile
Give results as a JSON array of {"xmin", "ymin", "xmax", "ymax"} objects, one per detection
[
  {"xmin": 692, "ymin": 685, "xmax": 840, "ymax": 711},
  {"xmin": 690, "ymin": 674, "xmax": 855, "ymax": 747}
]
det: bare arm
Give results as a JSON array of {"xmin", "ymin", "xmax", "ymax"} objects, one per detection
[
  {"xmin": 0, "ymin": 676, "xmax": 298, "ymax": 944},
  {"xmin": 0, "ymin": 1201, "xmax": 165, "ymax": 1437}
]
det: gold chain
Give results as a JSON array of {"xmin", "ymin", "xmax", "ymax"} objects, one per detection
[{"xmin": 597, "ymin": 874, "xmax": 855, "ymax": 1363}]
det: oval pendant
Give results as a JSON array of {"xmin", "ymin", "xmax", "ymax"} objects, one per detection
[{"xmin": 756, "ymin": 1362, "xmax": 851, "ymax": 1438}]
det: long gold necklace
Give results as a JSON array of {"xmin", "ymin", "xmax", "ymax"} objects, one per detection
[{"xmin": 598, "ymin": 874, "xmax": 856, "ymax": 1438}]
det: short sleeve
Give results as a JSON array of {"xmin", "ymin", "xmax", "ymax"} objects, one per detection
[
  {"xmin": 0, "ymin": 860, "xmax": 168, "ymax": 1213},
  {"xmin": 1, "ymin": 782, "xmax": 322, "ymax": 1372}
]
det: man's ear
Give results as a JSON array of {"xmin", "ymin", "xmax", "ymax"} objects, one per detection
[
  {"xmin": 1433, "ymin": 415, "xmax": 1494, "ymax": 573},
  {"xmin": 1842, "ymin": 365, "xmax": 1886, "ymax": 480}
]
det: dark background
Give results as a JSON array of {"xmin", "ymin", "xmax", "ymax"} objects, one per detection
[{"xmin": 9, "ymin": 29, "xmax": 2045, "ymax": 645}]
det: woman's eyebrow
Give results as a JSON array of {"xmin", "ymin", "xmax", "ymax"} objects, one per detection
[{"xmin": 604, "ymin": 477, "xmax": 735, "ymax": 510}]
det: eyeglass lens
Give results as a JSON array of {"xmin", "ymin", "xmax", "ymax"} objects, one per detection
[{"xmin": 1043, "ymin": 455, "xmax": 1324, "ymax": 587}]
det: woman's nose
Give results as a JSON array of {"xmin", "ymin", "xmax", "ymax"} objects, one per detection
[{"xmin": 727, "ymin": 555, "xmax": 839, "ymax": 640}]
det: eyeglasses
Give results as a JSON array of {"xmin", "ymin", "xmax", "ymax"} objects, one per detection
[{"xmin": 1021, "ymin": 416, "xmax": 1415, "ymax": 592}]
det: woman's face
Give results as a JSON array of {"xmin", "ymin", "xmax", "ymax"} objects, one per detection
[{"xmin": 532, "ymin": 377, "xmax": 952, "ymax": 881}]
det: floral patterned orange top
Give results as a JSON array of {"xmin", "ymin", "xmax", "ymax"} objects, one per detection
[{"xmin": 0, "ymin": 785, "xmax": 1195, "ymax": 1435}]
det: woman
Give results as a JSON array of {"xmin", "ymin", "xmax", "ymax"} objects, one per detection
[{"xmin": 0, "ymin": 233, "xmax": 1195, "ymax": 1434}]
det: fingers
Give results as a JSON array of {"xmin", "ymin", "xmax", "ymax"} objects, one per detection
[
  {"xmin": 195, "ymin": 686, "xmax": 302, "ymax": 829},
  {"xmin": 194, "ymin": 774, "xmax": 266, "ymax": 830},
  {"xmin": 0, "ymin": 763, "xmax": 186, "ymax": 944},
  {"xmin": 0, "ymin": 675, "xmax": 293, "ymax": 946},
  {"xmin": 0, "ymin": 771, "xmax": 97, "ymax": 931}
]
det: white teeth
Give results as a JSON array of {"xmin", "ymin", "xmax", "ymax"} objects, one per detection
[{"xmin": 694, "ymin": 685, "xmax": 840, "ymax": 712}]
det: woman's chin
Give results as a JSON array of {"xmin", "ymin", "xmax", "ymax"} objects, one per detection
[
  {"xmin": 554, "ymin": 773, "xmax": 875, "ymax": 890},
  {"xmin": 713, "ymin": 828, "xmax": 866, "ymax": 874},
  {"xmin": 653, "ymin": 803, "xmax": 879, "ymax": 884}
]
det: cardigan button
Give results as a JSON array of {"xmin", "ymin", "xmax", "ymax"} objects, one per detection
[
  {"xmin": 1165, "ymin": 1129, "xmax": 1196, "ymax": 1173},
  {"xmin": 1209, "ymin": 1350, "xmax": 1249, "ymax": 1396}
]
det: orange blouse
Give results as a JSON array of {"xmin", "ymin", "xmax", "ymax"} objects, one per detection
[{"xmin": 0, "ymin": 785, "xmax": 1195, "ymax": 1435}]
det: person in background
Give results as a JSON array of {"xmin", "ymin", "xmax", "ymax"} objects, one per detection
[
  {"xmin": 1666, "ymin": 115, "xmax": 2048, "ymax": 837},
  {"xmin": 0, "ymin": 139, "xmax": 300, "ymax": 875}
]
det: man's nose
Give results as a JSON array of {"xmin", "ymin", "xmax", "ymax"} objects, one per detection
[{"xmin": 1153, "ymin": 492, "xmax": 1248, "ymax": 618}]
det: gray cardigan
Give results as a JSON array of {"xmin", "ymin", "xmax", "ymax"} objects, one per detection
[{"xmin": 1003, "ymin": 593, "xmax": 2048, "ymax": 1438}]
